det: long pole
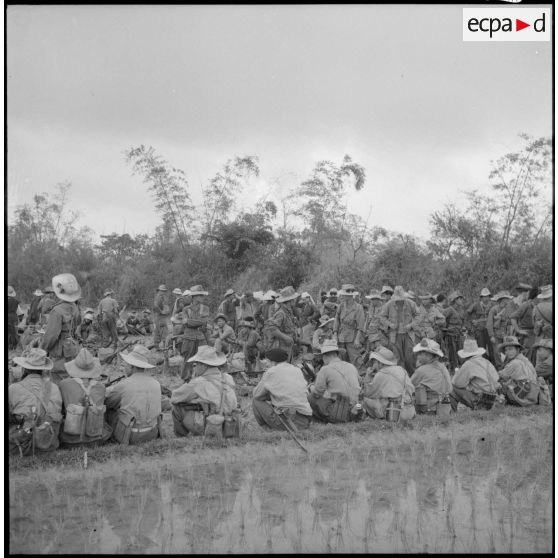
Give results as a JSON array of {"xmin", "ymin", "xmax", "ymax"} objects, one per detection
[{"xmin": 272, "ymin": 408, "xmax": 309, "ymax": 454}]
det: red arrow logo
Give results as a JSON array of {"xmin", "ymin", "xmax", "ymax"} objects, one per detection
[{"xmin": 516, "ymin": 19, "xmax": 530, "ymax": 31}]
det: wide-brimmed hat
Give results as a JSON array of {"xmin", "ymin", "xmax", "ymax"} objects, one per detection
[
  {"xmin": 172, "ymin": 288, "xmax": 183, "ymax": 296},
  {"xmin": 13, "ymin": 348, "xmax": 53, "ymax": 371},
  {"xmin": 516, "ymin": 282, "xmax": 532, "ymax": 292},
  {"xmin": 33, "ymin": 289, "xmax": 44, "ymax": 297},
  {"xmin": 52, "ymin": 273, "xmax": 81, "ymax": 302},
  {"xmin": 276, "ymin": 286, "xmax": 299, "ymax": 303},
  {"xmin": 381, "ymin": 285, "xmax": 394, "ymax": 295},
  {"xmin": 341, "ymin": 283, "xmax": 356, "ymax": 292},
  {"xmin": 182, "ymin": 289, "xmax": 191, "ymax": 297},
  {"xmin": 238, "ymin": 319, "xmax": 256, "ymax": 328},
  {"xmin": 492, "ymin": 290, "xmax": 513, "ymax": 302},
  {"xmin": 328, "ymin": 288, "xmax": 338, "ymax": 296},
  {"xmin": 265, "ymin": 348, "xmax": 289, "ymax": 363},
  {"xmin": 538, "ymin": 285, "xmax": 552, "ymax": 299},
  {"xmin": 64, "ymin": 348, "xmax": 102, "ymax": 379},
  {"xmin": 405, "ymin": 290, "xmax": 416, "ymax": 300},
  {"xmin": 143, "ymin": 309, "xmax": 151, "ymax": 314},
  {"xmin": 320, "ymin": 339, "xmax": 340, "ymax": 355},
  {"xmin": 121, "ymin": 345, "xmax": 155, "ymax": 369},
  {"xmin": 480, "ymin": 288, "xmax": 491, "ymax": 297},
  {"xmin": 103, "ymin": 289, "xmax": 114, "ymax": 297},
  {"xmin": 369, "ymin": 347, "xmax": 398, "ymax": 366},
  {"xmin": 498, "ymin": 336, "xmax": 523, "ymax": 351},
  {"xmin": 189, "ymin": 285, "xmax": 209, "ymax": 296},
  {"xmin": 418, "ymin": 293, "xmax": 436, "ymax": 302},
  {"xmin": 365, "ymin": 290, "xmax": 382, "ymax": 300},
  {"xmin": 448, "ymin": 291, "xmax": 464, "ymax": 303},
  {"xmin": 224, "ymin": 288, "xmax": 235, "ymax": 297},
  {"xmin": 7, "ymin": 285, "xmax": 16, "ymax": 297},
  {"xmin": 187, "ymin": 345, "xmax": 227, "ymax": 366},
  {"xmin": 533, "ymin": 338, "xmax": 553, "ymax": 351},
  {"xmin": 215, "ymin": 313, "xmax": 228, "ymax": 322},
  {"xmin": 318, "ymin": 315, "xmax": 334, "ymax": 327},
  {"xmin": 391, "ymin": 286, "xmax": 406, "ymax": 302},
  {"xmin": 83, "ymin": 310, "xmax": 95, "ymax": 319},
  {"xmin": 300, "ymin": 291, "xmax": 311, "ymax": 299},
  {"xmin": 157, "ymin": 284, "xmax": 168, "ymax": 291},
  {"xmin": 413, "ymin": 338, "xmax": 444, "ymax": 358},
  {"xmin": 458, "ymin": 339, "xmax": 486, "ymax": 359}
]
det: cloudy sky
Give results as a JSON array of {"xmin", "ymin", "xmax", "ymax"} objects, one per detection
[{"xmin": 7, "ymin": 5, "xmax": 552, "ymax": 240}]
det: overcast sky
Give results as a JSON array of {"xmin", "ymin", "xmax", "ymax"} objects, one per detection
[{"xmin": 7, "ymin": 5, "xmax": 552, "ymax": 240}]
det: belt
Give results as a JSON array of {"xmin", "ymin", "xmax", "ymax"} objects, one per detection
[{"xmin": 131, "ymin": 425, "xmax": 156, "ymax": 433}]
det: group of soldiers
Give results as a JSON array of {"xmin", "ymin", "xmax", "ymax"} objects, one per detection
[{"xmin": 7, "ymin": 274, "xmax": 554, "ymax": 457}]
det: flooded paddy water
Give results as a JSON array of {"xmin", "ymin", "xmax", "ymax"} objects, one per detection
[{"xmin": 10, "ymin": 423, "xmax": 552, "ymax": 554}]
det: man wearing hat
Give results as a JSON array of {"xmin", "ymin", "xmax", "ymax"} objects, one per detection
[
  {"xmin": 9, "ymin": 348, "xmax": 63, "ymax": 455},
  {"xmin": 498, "ymin": 336, "xmax": 539, "ymax": 406},
  {"xmin": 38, "ymin": 286, "xmax": 57, "ymax": 327},
  {"xmin": 41, "ymin": 274, "xmax": 82, "ymax": 385},
  {"xmin": 411, "ymin": 339, "xmax": 452, "ymax": 414},
  {"xmin": 252, "ymin": 348, "xmax": 312, "ymax": 431},
  {"xmin": 533, "ymin": 285, "xmax": 553, "ymax": 340},
  {"xmin": 443, "ymin": 291, "xmax": 467, "ymax": 374},
  {"xmin": 312, "ymin": 315, "xmax": 335, "ymax": 353},
  {"xmin": 211, "ymin": 314, "xmax": 237, "ymax": 354},
  {"xmin": 239, "ymin": 291, "xmax": 260, "ymax": 324},
  {"xmin": 105, "ymin": 345, "xmax": 162, "ymax": 444},
  {"xmin": 379, "ymin": 286, "xmax": 420, "ymax": 375},
  {"xmin": 510, "ymin": 286, "xmax": 540, "ymax": 363},
  {"xmin": 58, "ymin": 348, "xmax": 113, "ymax": 446},
  {"xmin": 325, "ymin": 288, "xmax": 339, "ymax": 306},
  {"xmin": 125, "ymin": 310, "xmax": 143, "ymax": 336},
  {"xmin": 362, "ymin": 347, "xmax": 415, "ymax": 419},
  {"xmin": 218, "ymin": 289, "xmax": 240, "ymax": 331},
  {"xmin": 139, "ymin": 309, "xmax": 154, "ymax": 335},
  {"xmin": 321, "ymin": 300, "xmax": 338, "ymax": 320},
  {"xmin": 380, "ymin": 285, "xmax": 394, "ymax": 305},
  {"xmin": 77, "ymin": 308, "xmax": 101, "ymax": 348},
  {"xmin": 171, "ymin": 288, "xmax": 185, "ymax": 318},
  {"xmin": 364, "ymin": 290, "xmax": 389, "ymax": 351},
  {"xmin": 152, "ymin": 284, "xmax": 171, "ymax": 349},
  {"xmin": 466, "ymin": 288, "xmax": 493, "ymax": 352},
  {"xmin": 262, "ymin": 286, "xmax": 300, "ymax": 361},
  {"xmin": 26, "ymin": 289, "xmax": 44, "ymax": 326},
  {"xmin": 486, "ymin": 291, "xmax": 514, "ymax": 368},
  {"xmin": 449, "ymin": 339, "xmax": 499, "ymax": 411},
  {"xmin": 533, "ymin": 339, "xmax": 553, "ymax": 388},
  {"xmin": 416, "ymin": 293, "xmax": 446, "ymax": 342},
  {"xmin": 308, "ymin": 340, "xmax": 361, "ymax": 423},
  {"xmin": 7, "ymin": 285, "xmax": 21, "ymax": 350},
  {"xmin": 333, "ymin": 285, "xmax": 366, "ymax": 367},
  {"xmin": 237, "ymin": 319, "xmax": 261, "ymax": 373},
  {"xmin": 171, "ymin": 346, "xmax": 237, "ymax": 437},
  {"xmin": 98, "ymin": 289, "xmax": 120, "ymax": 349},
  {"xmin": 180, "ymin": 285, "xmax": 211, "ymax": 381},
  {"xmin": 256, "ymin": 290, "xmax": 279, "ymax": 328},
  {"xmin": 297, "ymin": 292, "xmax": 320, "ymax": 347}
]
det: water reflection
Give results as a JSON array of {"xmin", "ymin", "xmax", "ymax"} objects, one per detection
[{"xmin": 10, "ymin": 426, "xmax": 552, "ymax": 554}]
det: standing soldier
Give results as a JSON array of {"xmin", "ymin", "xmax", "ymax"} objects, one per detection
[
  {"xmin": 364, "ymin": 289, "xmax": 389, "ymax": 351},
  {"xmin": 532, "ymin": 285, "xmax": 553, "ymax": 340},
  {"xmin": 380, "ymin": 285, "xmax": 394, "ymax": 307},
  {"xmin": 152, "ymin": 284, "xmax": 171, "ymax": 349},
  {"xmin": 298, "ymin": 292, "xmax": 321, "ymax": 349},
  {"xmin": 466, "ymin": 288, "xmax": 492, "ymax": 352},
  {"xmin": 416, "ymin": 293, "xmax": 446, "ymax": 341},
  {"xmin": 263, "ymin": 286, "xmax": 300, "ymax": 362},
  {"xmin": 98, "ymin": 289, "xmax": 119, "ymax": 349},
  {"xmin": 27, "ymin": 289, "xmax": 44, "ymax": 326},
  {"xmin": 486, "ymin": 290, "xmax": 514, "ymax": 368},
  {"xmin": 443, "ymin": 291, "xmax": 467, "ymax": 374},
  {"xmin": 256, "ymin": 291, "xmax": 278, "ymax": 330},
  {"xmin": 218, "ymin": 289, "xmax": 239, "ymax": 331},
  {"xmin": 510, "ymin": 286, "xmax": 539, "ymax": 363},
  {"xmin": 171, "ymin": 288, "xmax": 186, "ymax": 318},
  {"xmin": 38, "ymin": 286, "xmax": 57, "ymax": 327},
  {"xmin": 180, "ymin": 285, "xmax": 210, "ymax": 381},
  {"xmin": 41, "ymin": 273, "xmax": 82, "ymax": 385},
  {"xmin": 239, "ymin": 291, "xmax": 260, "ymax": 323},
  {"xmin": 7, "ymin": 286, "xmax": 20, "ymax": 351},
  {"xmin": 333, "ymin": 284, "xmax": 366, "ymax": 368}
]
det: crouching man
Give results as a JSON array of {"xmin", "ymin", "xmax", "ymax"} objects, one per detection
[
  {"xmin": 449, "ymin": 339, "xmax": 499, "ymax": 411},
  {"xmin": 105, "ymin": 345, "xmax": 162, "ymax": 444},
  {"xmin": 170, "ymin": 346, "xmax": 237, "ymax": 436},
  {"xmin": 252, "ymin": 349, "xmax": 313, "ymax": 431},
  {"xmin": 307, "ymin": 340, "xmax": 361, "ymax": 423}
]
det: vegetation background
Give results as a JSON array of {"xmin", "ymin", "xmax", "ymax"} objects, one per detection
[{"xmin": 7, "ymin": 134, "xmax": 552, "ymax": 310}]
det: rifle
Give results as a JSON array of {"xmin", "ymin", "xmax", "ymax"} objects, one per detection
[
  {"xmin": 104, "ymin": 340, "xmax": 136, "ymax": 365},
  {"xmin": 271, "ymin": 407, "xmax": 309, "ymax": 454},
  {"xmin": 102, "ymin": 374, "xmax": 127, "ymax": 388}
]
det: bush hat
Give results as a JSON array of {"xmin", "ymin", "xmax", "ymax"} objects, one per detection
[
  {"xmin": 538, "ymin": 285, "xmax": 552, "ymax": 299},
  {"xmin": 418, "ymin": 293, "xmax": 436, "ymax": 302},
  {"xmin": 498, "ymin": 335, "xmax": 523, "ymax": 351},
  {"xmin": 480, "ymin": 288, "xmax": 491, "ymax": 297},
  {"xmin": 381, "ymin": 285, "xmax": 394, "ymax": 294},
  {"xmin": 121, "ymin": 345, "xmax": 155, "ymax": 369},
  {"xmin": 265, "ymin": 348, "xmax": 289, "ymax": 363},
  {"xmin": 320, "ymin": 339, "xmax": 340, "ymax": 355},
  {"xmin": 365, "ymin": 290, "xmax": 382, "ymax": 300},
  {"xmin": 448, "ymin": 291, "xmax": 464, "ymax": 303},
  {"xmin": 533, "ymin": 338, "xmax": 553, "ymax": 351},
  {"xmin": 276, "ymin": 286, "xmax": 299, "ymax": 303},
  {"xmin": 458, "ymin": 339, "xmax": 486, "ymax": 359},
  {"xmin": 492, "ymin": 290, "xmax": 513, "ymax": 302},
  {"xmin": 7, "ymin": 285, "xmax": 16, "ymax": 297},
  {"xmin": 189, "ymin": 285, "xmax": 209, "ymax": 296},
  {"xmin": 391, "ymin": 286, "xmax": 407, "ymax": 302},
  {"xmin": 103, "ymin": 289, "xmax": 114, "ymax": 297},
  {"xmin": 172, "ymin": 288, "xmax": 183, "ymax": 296},
  {"xmin": 52, "ymin": 273, "xmax": 81, "ymax": 302},
  {"xmin": 13, "ymin": 348, "xmax": 53, "ymax": 371},
  {"xmin": 318, "ymin": 315, "xmax": 334, "ymax": 327},
  {"xmin": 238, "ymin": 320, "xmax": 255, "ymax": 328},
  {"xmin": 157, "ymin": 284, "xmax": 168, "ymax": 291},
  {"xmin": 64, "ymin": 348, "xmax": 102, "ymax": 379},
  {"xmin": 300, "ymin": 291, "xmax": 311, "ymax": 299},
  {"xmin": 187, "ymin": 346, "xmax": 227, "ymax": 367},
  {"xmin": 33, "ymin": 289, "xmax": 44, "ymax": 297},
  {"xmin": 405, "ymin": 290, "xmax": 416, "ymax": 300},
  {"xmin": 143, "ymin": 309, "xmax": 152, "ymax": 314},
  {"xmin": 369, "ymin": 347, "xmax": 398, "ymax": 366},
  {"xmin": 215, "ymin": 313, "xmax": 228, "ymax": 322},
  {"xmin": 224, "ymin": 288, "xmax": 235, "ymax": 297},
  {"xmin": 341, "ymin": 284, "xmax": 356, "ymax": 292},
  {"xmin": 182, "ymin": 289, "xmax": 191, "ymax": 297},
  {"xmin": 413, "ymin": 338, "xmax": 444, "ymax": 358},
  {"xmin": 516, "ymin": 282, "xmax": 532, "ymax": 292},
  {"xmin": 328, "ymin": 288, "xmax": 338, "ymax": 296},
  {"xmin": 337, "ymin": 289, "xmax": 354, "ymax": 296}
]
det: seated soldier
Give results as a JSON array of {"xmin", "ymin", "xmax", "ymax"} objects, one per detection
[
  {"xmin": 170, "ymin": 346, "xmax": 237, "ymax": 437},
  {"xmin": 237, "ymin": 319, "xmax": 261, "ymax": 373},
  {"xmin": 8, "ymin": 348, "xmax": 63, "ymax": 456},
  {"xmin": 411, "ymin": 338, "xmax": 452, "ymax": 414},
  {"xmin": 105, "ymin": 345, "xmax": 162, "ymax": 444},
  {"xmin": 449, "ymin": 339, "xmax": 499, "ymax": 411},
  {"xmin": 125, "ymin": 311, "xmax": 144, "ymax": 336},
  {"xmin": 362, "ymin": 347, "xmax": 415, "ymax": 419},
  {"xmin": 312, "ymin": 315, "xmax": 335, "ymax": 352},
  {"xmin": 77, "ymin": 309, "xmax": 101, "ymax": 348},
  {"xmin": 307, "ymin": 340, "xmax": 361, "ymax": 423},
  {"xmin": 139, "ymin": 309, "xmax": 154, "ymax": 335},
  {"xmin": 58, "ymin": 348, "xmax": 112, "ymax": 446},
  {"xmin": 252, "ymin": 348, "xmax": 312, "ymax": 431},
  {"xmin": 211, "ymin": 313, "xmax": 237, "ymax": 354},
  {"xmin": 534, "ymin": 338, "xmax": 553, "ymax": 386},
  {"xmin": 498, "ymin": 336, "xmax": 540, "ymax": 406}
]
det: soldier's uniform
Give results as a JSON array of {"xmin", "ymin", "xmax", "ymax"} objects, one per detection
[
  {"xmin": 333, "ymin": 300, "xmax": 366, "ymax": 367},
  {"xmin": 263, "ymin": 305, "xmax": 298, "ymax": 361},
  {"xmin": 180, "ymin": 301, "xmax": 210, "ymax": 381}
]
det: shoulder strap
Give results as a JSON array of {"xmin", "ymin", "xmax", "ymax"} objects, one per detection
[
  {"xmin": 21, "ymin": 380, "xmax": 52, "ymax": 417},
  {"xmin": 536, "ymin": 303, "xmax": 552, "ymax": 324}
]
